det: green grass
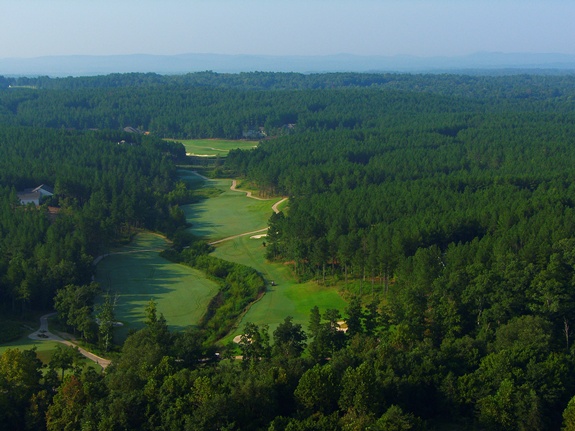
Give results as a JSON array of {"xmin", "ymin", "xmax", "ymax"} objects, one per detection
[
  {"xmin": 0, "ymin": 319, "xmax": 103, "ymax": 372},
  {"xmin": 177, "ymin": 168, "xmax": 209, "ymax": 188},
  {"xmin": 177, "ymin": 174, "xmax": 347, "ymax": 342},
  {"xmin": 95, "ymin": 232, "xmax": 220, "ymax": 341},
  {"xmin": 182, "ymin": 178, "xmax": 279, "ymax": 241},
  {"xmin": 1, "ymin": 338, "xmax": 104, "ymax": 373},
  {"xmin": 166, "ymin": 139, "xmax": 258, "ymax": 157},
  {"xmin": 0, "ymin": 335, "xmax": 61, "ymax": 358},
  {"xmin": 212, "ymin": 235, "xmax": 348, "ymax": 344}
]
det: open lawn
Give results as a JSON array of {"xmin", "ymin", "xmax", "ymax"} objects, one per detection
[
  {"xmin": 166, "ymin": 139, "xmax": 257, "ymax": 156},
  {"xmin": 212, "ymin": 235, "xmax": 348, "ymax": 344},
  {"xmin": 95, "ymin": 232, "xmax": 219, "ymax": 341},
  {"xmin": 182, "ymin": 178, "xmax": 277, "ymax": 241},
  {"xmin": 0, "ymin": 321, "xmax": 103, "ymax": 372},
  {"xmin": 0, "ymin": 338, "xmax": 103, "ymax": 372}
]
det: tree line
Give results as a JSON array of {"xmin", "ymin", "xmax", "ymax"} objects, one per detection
[
  {"xmin": 0, "ymin": 126, "xmax": 186, "ymax": 313},
  {"xmin": 2, "ymin": 72, "xmax": 575, "ymax": 139},
  {"xmin": 2, "ymin": 71, "xmax": 575, "ymax": 429}
]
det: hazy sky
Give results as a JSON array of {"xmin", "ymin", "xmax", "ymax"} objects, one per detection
[{"xmin": 1, "ymin": 0, "xmax": 573, "ymax": 58}]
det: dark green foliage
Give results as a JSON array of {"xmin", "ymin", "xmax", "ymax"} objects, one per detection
[
  {"xmin": 0, "ymin": 348, "xmax": 43, "ymax": 431},
  {"xmin": 53, "ymin": 283, "xmax": 99, "ymax": 340},
  {"xmin": 239, "ymin": 322, "xmax": 271, "ymax": 366},
  {"xmin": 49, "ymin": 345, "xmax": 82, "ymax": 380},
  {"xmin": 272, "ymin": 316, "xmax": 307, "ymax": 359},
  {"xmin": 0, "ymin": 319, "xmax": 24, "ymax": 342},
  {"xmin": 0, "ymin": 127, "xmax": 186, "ymax": 312},
  {"xmin": 4, "ymin": 71, "xmax": 575, "ymax": 430}
]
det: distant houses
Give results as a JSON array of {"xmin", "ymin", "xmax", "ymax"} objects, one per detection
[
  {"xmin": 17, "ymin": 184, "xmax": 54, "ymax": 206},
  {"xmin": 242, "ymin": 127, "xmax": 267, "ymax": 140},
  {"xmin": 123, "ymin": 126, "xmax": 144, "ymax": 134},
  {"xmin": 123, "ymin": 126, "xmax": 150, "ymax": 135}
]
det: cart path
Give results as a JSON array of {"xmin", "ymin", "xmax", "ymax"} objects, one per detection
[
  {"xmin": 229, "ymin": 180, "xmax": 287, "ymax": 213},
  {"xmin": 28, "ymin": 313, "xmax": 112, "ymax": 369},
  {"xmin": 272, "ymin": 197, "xmax": 288, "ymax": 213},
  {"xmin": 207, "ymin": 182, "xmax": 288, "ymax": 246},
  {"xmin": 209, "ymin": 228, "xmax": 269, "ymax": 245}
]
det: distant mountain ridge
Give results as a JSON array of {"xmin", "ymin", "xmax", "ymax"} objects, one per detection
[{"xmin": 2, "ymin": 52, "xmax": 575, "ymax": 76}]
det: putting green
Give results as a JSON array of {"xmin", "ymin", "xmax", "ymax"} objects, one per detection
[
  {"xmin": 166, "ymin": 139, "xmax": 257, "ymax": 156},
  {"xmin": 95, "ymin": 232, "xmax": 219, "ymax": 341},
  {"xmin": 0, "ymin": 328, "xmax": 103, "ymax": 372}
]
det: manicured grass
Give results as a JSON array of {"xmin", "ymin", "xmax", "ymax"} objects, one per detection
[
  {"xmin": 177, "ymin": 168, "xmax": 208, "ymax": 188},
  {"xmin": 95, "ymin": 232, "xmax": 219, "ymax": 341},
  {"xmin": 0, "ymin": 338, "xmax": 103, "ymax": 373},
  {"xmin": 212, "ymin": 236, "xmax": 348, "ymax": 344},
  {"xmin": 182, "ymin": 178, "xmax": 279, "ymax": 241},
  {"xmin": 166, "ymin": 139, "xmax": 258, "ymax": 156},
  {"xmin": 0, "ymin": 336, "xmax": 61, "ymax": 358},
  {"xmin": 177, "ymin": 173, "xmax": 347, "ymax": 342},
  {"xmin": 0, "ymin": 321, "xmax": 103, "ymax": 372}
]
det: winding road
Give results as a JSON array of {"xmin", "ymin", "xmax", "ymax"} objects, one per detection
[{"xmin": 28, "ymin": 313, "xmax": 112, "ymax": 369}]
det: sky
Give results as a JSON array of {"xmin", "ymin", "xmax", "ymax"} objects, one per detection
[{"xmin": 1, "ymin": 0, "xmax": 574, "ymax": 59}]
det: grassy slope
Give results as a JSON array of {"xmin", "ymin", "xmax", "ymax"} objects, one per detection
[
  {"xmin": 95, "ymin": 232, "xmax": 219, "ymax": 341},
  {"xmin": 177, "ymin": 169, "xmax": 208, "ymax": 187},
  {"xmin": 0, "ymin": 338, "xmax": 103, "ymax": 372}
]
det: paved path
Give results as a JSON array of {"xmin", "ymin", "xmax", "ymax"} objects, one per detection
[
  {"xmin": 207, "ymin": 181, "xmax": 288, "ymax": 246},
  {"xmin": 209, "ymin": 228, "xmax": 269, "ymax": 245},
  {"xmin": 230, "ymin": 180, "xmax": 270, "ymax": 200},
  {"xmin": 272, "ymin": 197, "xmax": 288, "ymax": 214},
  {"xmin": 229, "ymin": 180, "xmax": 287, "ymax": 214},
  {"xmin": 28, "ymin": 313, "xmax": 112, "ymax": 369}
]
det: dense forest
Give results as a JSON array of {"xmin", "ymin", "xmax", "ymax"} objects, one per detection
[{"xmin": 3, "ymin": 71, "xmax": 575, "ymax": 430}]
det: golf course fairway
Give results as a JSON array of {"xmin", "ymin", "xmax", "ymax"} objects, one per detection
[
  {"xmin": 95, "ymin": 232, "xmax": 219, "ymax": 341},
  {"xmin": 94, "ymin": 173, "xmax": 347, "ymax": 344},
  {"xmin": 182, "ymin": 177, "xmax": 274, "ymax": 242},
  {"xmin": 183, "ymin": 175, "xmax": 348, "ymax": 341}
]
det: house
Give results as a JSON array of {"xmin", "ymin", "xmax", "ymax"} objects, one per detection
[
  {"xmin": 17, "ymin": 184, "xmax": 54, "ymax": 206},
  {"xmin": 123, "ymin": 126, "xmax": 144, "ymax": 134},
  {"xmin": 242, "ymin": 128, "xmax": 267, "ymax": 140}
]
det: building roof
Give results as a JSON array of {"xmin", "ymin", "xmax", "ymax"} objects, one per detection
[{"xmin": 32, "ymin": 184, "xmax": 54, "ymax": 195}]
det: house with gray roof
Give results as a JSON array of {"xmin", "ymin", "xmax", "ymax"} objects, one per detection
[{"xmin": 17, "ymin": 184, "xmax": 54, "ymax": 206}]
